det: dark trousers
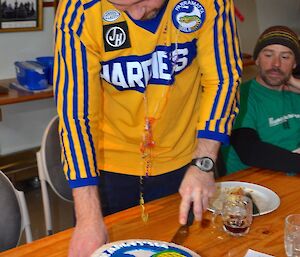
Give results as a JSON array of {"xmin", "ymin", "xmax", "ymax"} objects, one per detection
[{"xmin": 99, "ymin": 165, "xmax": 188, "ymax": 216}]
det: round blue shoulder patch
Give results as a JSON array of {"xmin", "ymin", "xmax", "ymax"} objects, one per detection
[{"xmin": 172, "ymin": 0, "xmax": 206, "ymax": 33}]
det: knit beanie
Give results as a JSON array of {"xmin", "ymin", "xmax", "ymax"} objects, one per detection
[{"xmin": 253, "ymin": 25, "xmax": 300, "ymax": 64}]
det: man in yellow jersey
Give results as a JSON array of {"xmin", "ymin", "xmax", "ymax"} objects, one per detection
[{"xmin": 54, "ymin": 0, "xmax": 242, "ymax": 256}]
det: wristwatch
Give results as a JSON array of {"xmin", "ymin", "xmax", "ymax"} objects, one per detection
[{"xmin": 190, "ymin": 157, "xmax": 215, "ymax": 173}]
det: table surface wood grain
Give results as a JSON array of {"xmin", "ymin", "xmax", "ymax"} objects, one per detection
[{"xmin": 1, "ymin": 168, "xmax": 297, "ymax": 257}]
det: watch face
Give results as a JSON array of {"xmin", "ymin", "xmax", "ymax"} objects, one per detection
[{"xmin": 197, "ymin": 158, "xmax": 214, "ymax": 171}]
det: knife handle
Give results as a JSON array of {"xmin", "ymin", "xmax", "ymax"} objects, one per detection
[{"xmin": 187, "ymin": 203, "xmax": 194, "ymax": 226}]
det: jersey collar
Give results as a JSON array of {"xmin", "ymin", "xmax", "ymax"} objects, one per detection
[{"xmin": 125, "ymin": 0, "xmax": 168, "ymax": 34}]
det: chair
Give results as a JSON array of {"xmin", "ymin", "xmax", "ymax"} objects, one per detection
[
  {"xmin": 0, "ymin": 170, "xmax": 32, "ymax": 251},
  {"xmin": 36, "ymin": 115, "xmax": 73, "ymax": 236}
]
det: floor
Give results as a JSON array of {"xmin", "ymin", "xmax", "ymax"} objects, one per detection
[
  {"xmin": 0, "ymin": 149, "xmax": 74, "ymax": 246},
  {"xmin": 19, "ymin": 180, "xmax": 74, "ymax": 245}
]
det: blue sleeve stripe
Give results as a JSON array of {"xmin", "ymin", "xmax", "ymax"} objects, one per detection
[
  {"xmin": 61, "ymin": 0, "xmax": 81, "ymax": 181},
  {"xmin": 229, "ymin": 10, "xmax": 242, "ymax": 77},
  {"xmin": 222, "ymin": 1, "xmax": 242, "ymax": 134},
  {"xmin": 54, "ymin": 51, "xmax": 60, "ymax": 105},
  {"xmin": 209, "ymin": 0, "xmax": 241, "ymax": 135},
  {"xmin": 215, "ymin": 0, "xmax": 234, "ymax": 134},
  {"xmin": 57, "ymin": 0, "xmax": 98, "ymax": 182},
  {"xmin": 69, "ymin": 0, "xmax": 81, "ymax": 28},
  {"xmin": 206, "ymin": 0, "xmax": 223, "ymax": 131},
  {"xmin": 60, "ymin": 0, "xmax": 71, "ymax": 31},
  {"xmin": 60, "ymin": 129, "xmax": 72, "ymax": 179},
  {"xmin": 68, "ymin": 177, "xmax": 100, "ymax": 188},
  {"xmin": 223, "ymin": 80, "xmax": 240, "ymax": 134},
  {"xmin": 197, "ymin": 130, "xmax": 230, "ymax": 144},
  {"xmin": 83, "ymin": 0, "xmax": 100, "ymax": 10},
  {"xmin": 54, "ymin": 25, "xmax": 58, "ymax": 42},
  {"xmin": 70, "ymin": 42, "xmax": 92, "ymax": 179},
  {"xmin": 69, "ymin": 0, "xmax": 96, "ymax": 179},
  {"xmin": 81, "ymin": 42, "xmax": 98, "ymax": 175},
  {"xmin": 77, "ymin": 14, "xmax": 85, "ymax": 36}
]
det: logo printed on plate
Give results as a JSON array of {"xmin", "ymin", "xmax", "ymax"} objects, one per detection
[
  {"xmin": 172, "ymin": 0, "xmax": 206, "ymax": 33},
  {"xmin": 103, "ymin": 22, "xmax": 131, "ymax": 52},
  {"xmin": 103, "ymin": 10, "xmax": 120, "ymax": 22},
  {"xmin": 91, "ymin": 240, "xmax": 196, "ymax": 257}
]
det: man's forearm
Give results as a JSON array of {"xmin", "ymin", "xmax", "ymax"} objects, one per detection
[
  {"xmin": 231, "ymin": 128, "xmax": 300, "ymax": 174},
  {"xmin": 73, "ymin": 186, "xmax": 103, "ymax": 226},
  {"xmin": 193, "ymin": 138, "xmax": 221, "ymax": 161},
  {"xmin": 179, "ymin": 137, "xmax": 219, "ymax": 224},
  {"xmin": 69, "ymin": 186, "xmax": 108, "ymax": 257}
]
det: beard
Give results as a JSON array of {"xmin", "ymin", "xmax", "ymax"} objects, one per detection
[
  {"xmin": 141, "ymin": 9, "xmax": 160, "ymax": 20},
  {"xmin": 259, "ymin": 67, "xmax": 290, "ymax": 88}
]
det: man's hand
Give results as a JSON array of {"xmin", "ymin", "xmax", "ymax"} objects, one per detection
[
  {"xmin": 178, "ymin": 138, "xmax": 219, "ymax": 224},
  {"xmin": 293, "ymin": 148, "xmax": 300, "ymax": 154},
  {"xmin": 68, "ymin": 186, "xmax": 108, "ymax": 257},
  {"xmin": 68, "ymin": 219, "xmax": 108, "ymax": 257},
  {"xmin": 178, "ymin": 165, "xmax": 215, "ymax": 224},
  {"xmin": 285, "ymin": 75, "xmax": 300, "ymax": 93}
]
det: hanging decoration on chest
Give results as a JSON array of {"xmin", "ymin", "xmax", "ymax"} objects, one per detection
[
  {"xmin": 138, "ymin": 61, "xmax": 173, "ymax": 223},
  {"xmin": 140, "ymin": 117, "xmax": 156, "ymax": 177}
]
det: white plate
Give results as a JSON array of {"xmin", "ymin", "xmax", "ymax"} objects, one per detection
[{"xmin": 208, "ymin": 181, "xmax": 280, "ymax": 217}]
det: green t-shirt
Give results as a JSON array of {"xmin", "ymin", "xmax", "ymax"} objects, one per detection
[{"xmin": 222, "ymin": 79, "xmax": 300, "ymax": 174}]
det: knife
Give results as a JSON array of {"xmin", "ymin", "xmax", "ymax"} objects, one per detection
[
  {"xmin": 171, "ymin": 204, "xmax": 194, "ymax": 245},
  {"xmin": 245, "ymin": 192, "xmax": 260, "ymax": 215}
]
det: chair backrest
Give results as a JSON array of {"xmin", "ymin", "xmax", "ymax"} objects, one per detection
[
  {"xmin": 0, "ymin": 170, "xmax": 32, "ymax": 251},
  {"xmin": 40, "ymin": 115, "xmax": 72, "ymax": 202}
]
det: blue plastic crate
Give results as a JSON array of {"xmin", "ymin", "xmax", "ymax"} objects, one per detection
[
  {"xmin": 15, "ymin": 61, "xmax": 49, "ymax": 91},
  {"xmin": 36, "ymin": 56, "xmax": 54, "ymax": 85}
]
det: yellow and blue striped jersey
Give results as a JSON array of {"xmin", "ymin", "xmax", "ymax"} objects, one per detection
[{"xmin": 54, "ymin": 0, "xmax": 242, "ymax": 188}]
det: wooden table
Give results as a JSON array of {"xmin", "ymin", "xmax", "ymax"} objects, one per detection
[
  {"xmin": 2, "ymin": 168, "xmax": 298, "ymax": 257},
  {"xmin": 0, "ymin": 79, "xmax": 53, "ymax": 106}
]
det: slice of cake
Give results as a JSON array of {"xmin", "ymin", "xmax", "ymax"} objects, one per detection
[{"xmin": 91, "ymin": 239, "xmax": 200, "ymax": 257}]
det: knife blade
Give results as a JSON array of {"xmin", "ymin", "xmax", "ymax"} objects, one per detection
[
  {"xmin": 245, "ymin": 192, "xmax": 260, "ymax": 215},
  {"xmin": 171, "ymin": 204, "xmax": 194, "ymax": 245}
]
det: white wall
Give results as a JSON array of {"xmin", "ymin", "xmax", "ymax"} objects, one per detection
[
  {"xmin": 0, "ymin": 99, "xmax": 56, "ymax": 155},
  {"xmin": 0, "ymin": 8, "xmax": 56, "ymax": 156},
  {"xmin": 235, "ymin": 0, "xmax": 300, "ymax": 54},
  {"xmin": 0, "ymin": 8, "xmax": 55, "ymax": 79},
  {"xmin": 256, "ymin": 0, "xmax": 300, "ymax": 35},
  {"xmin": 234, "ymin": 0, "xmax": 260, "ymax": 55}
]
